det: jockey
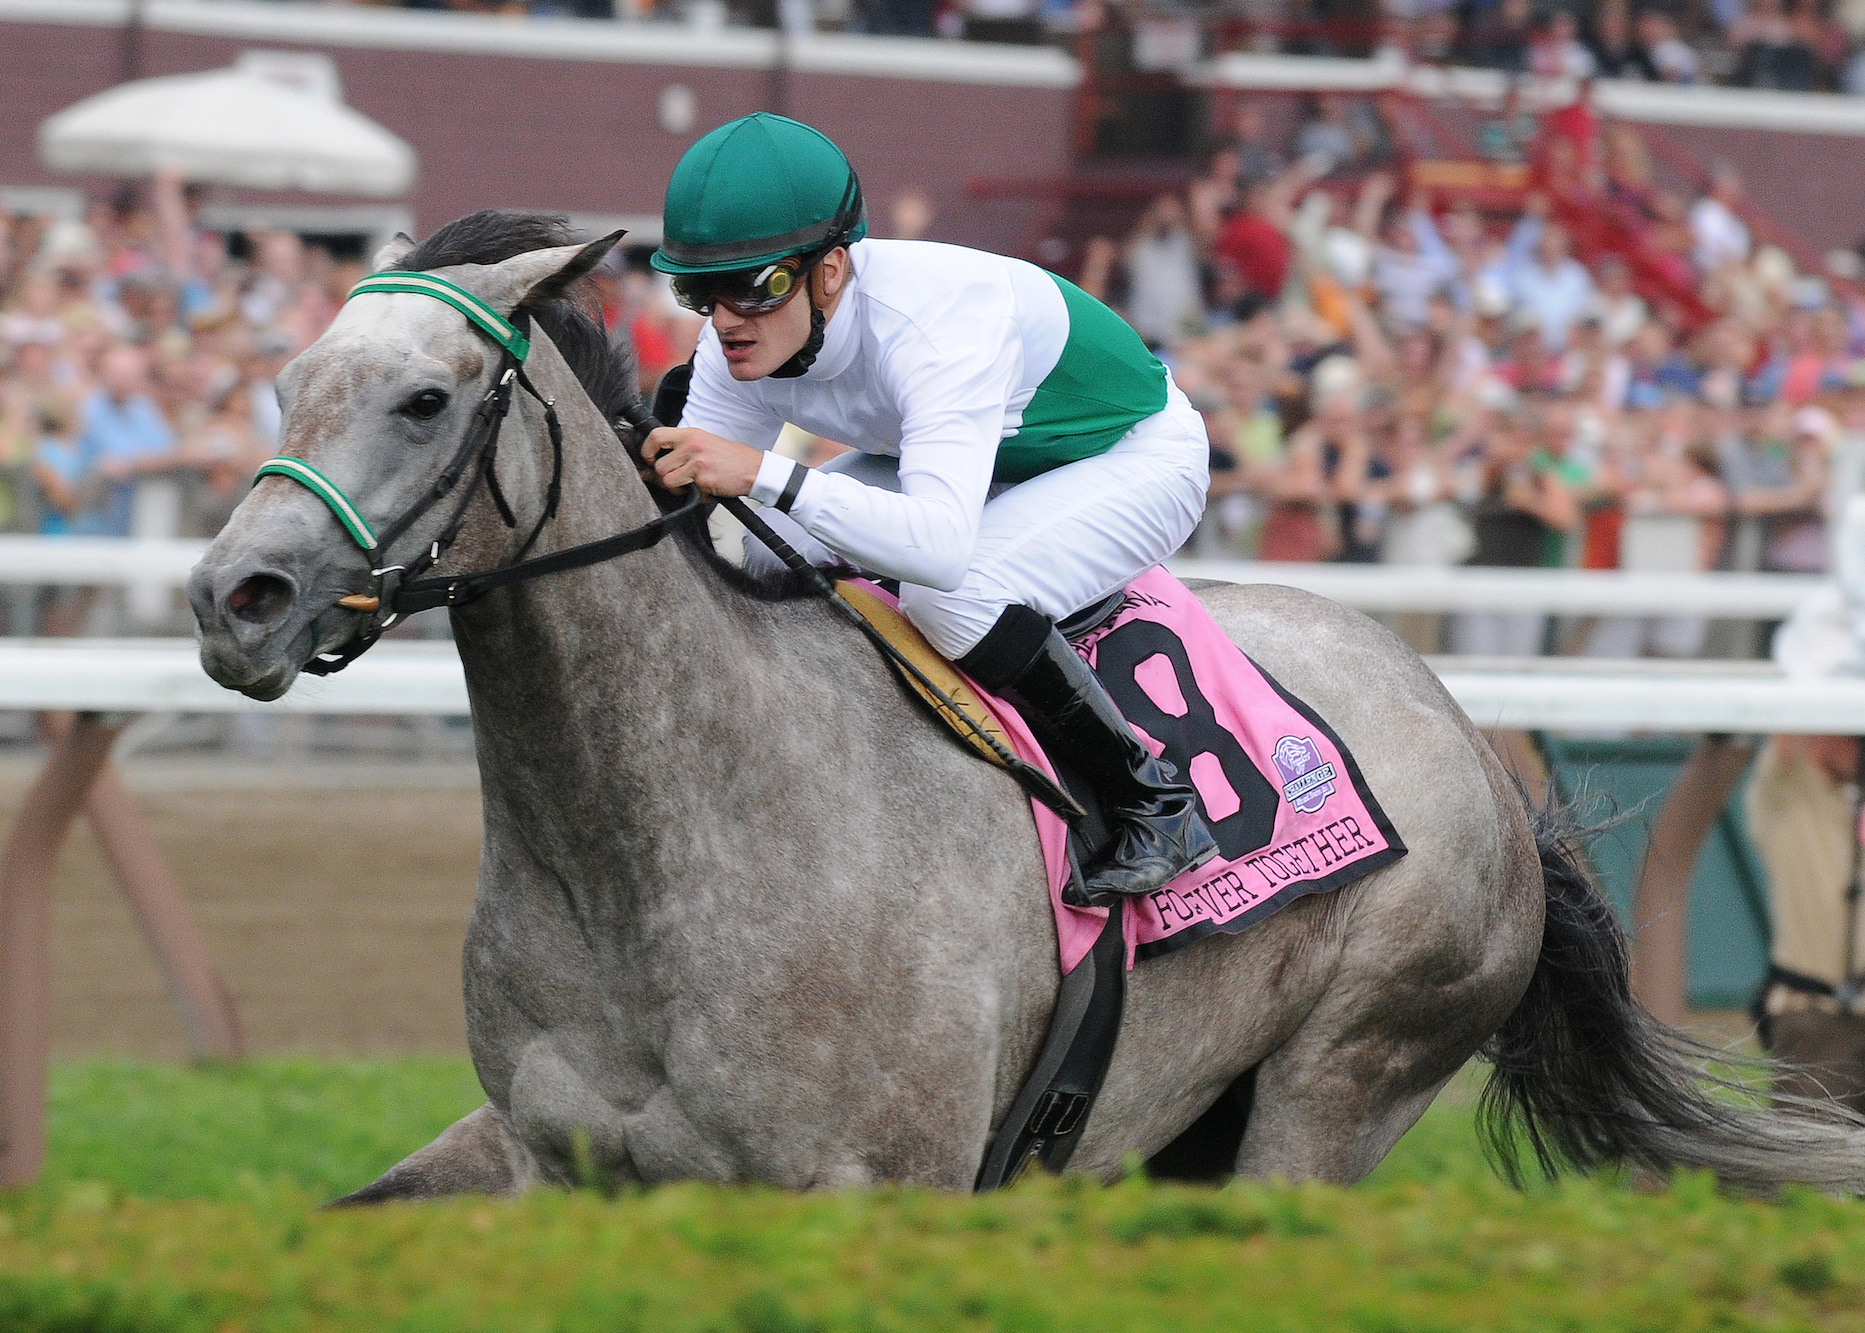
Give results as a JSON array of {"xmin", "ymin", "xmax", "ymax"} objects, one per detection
[{"xmin": 641, "ymin": 112, "xmax": 1217, "ymax": 903}]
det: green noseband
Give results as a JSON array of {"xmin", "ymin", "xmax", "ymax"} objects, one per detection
[
  {"xmin": 253, "ymin": 271, "xmax": 529, "ymax": 553},
  {"xmin": 252, "ymin": 455, "xmax": 379, "ymax": 550}
]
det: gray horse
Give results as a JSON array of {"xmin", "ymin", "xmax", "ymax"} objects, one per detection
[{"xmin": 190, "ymin": 214, "xmax": 1865, "ymax": 1200}]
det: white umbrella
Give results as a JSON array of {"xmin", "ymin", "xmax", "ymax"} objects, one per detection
[{"xmin": 37, "ymin": 59, "xmax": 416, "ymax": 197}]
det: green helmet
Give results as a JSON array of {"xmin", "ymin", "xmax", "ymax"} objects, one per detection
[{"xmin": 651, "ymin": 113, "xmax": 868, "ymax": 277}]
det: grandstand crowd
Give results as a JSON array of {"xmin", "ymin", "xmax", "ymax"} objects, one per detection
[
  {"xmin": 0, "ymin": 169, "xmax": 699, "ymax": 553},
  {"xmin": 1084, "ymin": 98, "xmax": 1863, "ymax": 655},
  {"xmin": 0, "ymin": 100, "xmax": 1857, "ymax": 654},
  {"xmin": 372, "ymin": 0, "xmax": 1865, "ymax": 96}
]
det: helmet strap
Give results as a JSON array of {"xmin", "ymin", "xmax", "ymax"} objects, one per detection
[{"xmin": 770, "ymin": 260, "xmax": 830, "ymax": 379}]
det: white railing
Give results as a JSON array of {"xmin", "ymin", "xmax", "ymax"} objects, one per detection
[
  {"xmin": 5, "ymin": 636, "xmax": 1863, "ymax": 733},
  {"xmin": 0, "ymin": 539, "xmax": 1825, "ymax": 618},
  {"xmin": 0, "ymin": 639, "xmax": 466, "ymax": 714},
  {"xmin": 0, "ymin": 535, "xmax": 206, "ymax": 587},
  {"xmin": 1170, "ymin": 558, "xmax": 1823, "ymax": 618}
]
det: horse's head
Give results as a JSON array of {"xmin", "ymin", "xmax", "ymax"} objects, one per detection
[{"xmin": 190, "ymin": 225, "xmax": 619, "ymax": 700}]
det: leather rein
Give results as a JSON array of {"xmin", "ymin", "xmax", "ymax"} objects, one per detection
[{"xmin": 253, "ymin": 271, "xmax": 702, "ymax": 676}]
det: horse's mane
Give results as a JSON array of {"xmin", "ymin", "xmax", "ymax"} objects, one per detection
[{"xmin": 401, "ymin": 210, "xmax": 815, "ymax": 601}]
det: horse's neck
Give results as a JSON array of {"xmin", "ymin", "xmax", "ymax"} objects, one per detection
[{"xmin": 447, "ymin": 335, "xmax": 761, "ymax": 821}]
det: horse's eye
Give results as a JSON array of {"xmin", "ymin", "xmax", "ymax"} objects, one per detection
[{"xmin": 404, "ymin": 390, "xmax": 448, "ymax": 421}]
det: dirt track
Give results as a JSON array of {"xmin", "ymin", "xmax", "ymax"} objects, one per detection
[{"xmin": 0, "ymin": 757, "xmax": 483, "ymax": 1058}]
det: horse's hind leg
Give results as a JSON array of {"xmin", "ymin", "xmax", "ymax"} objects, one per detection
[
  {"xmin": 331, "ymin": 1104, "xmax": 538, "ymax": 1205},
  {"xmin": 1235, "ymin": 1033, "xmax": 1462, "ymax": 1185},
  {"xmin": 1234, "ymin": 862, "xmax": 1542, "ymax": 1184}
]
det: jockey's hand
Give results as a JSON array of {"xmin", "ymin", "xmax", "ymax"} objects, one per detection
[{"xmin": 641, "ymin": 426, "xmax": 762, "ymax": 498}]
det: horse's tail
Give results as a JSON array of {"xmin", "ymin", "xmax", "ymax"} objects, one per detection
[{"xmin": 1477, "ymin": 793, "xmax": 1865, "ymax": 1192}]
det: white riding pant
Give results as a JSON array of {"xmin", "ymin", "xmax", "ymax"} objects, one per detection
[{"xmin": 744, "ymin": 383, "xmax": 1210, "ymax": 658}]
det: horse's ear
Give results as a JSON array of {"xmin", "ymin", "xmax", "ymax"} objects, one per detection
[
  {"xmin": 372, "ymin": 232, "xmax": 415, "ymax": 271},
  {"xmin": 525, "ymin": 230, "xmax": 627, "ymax": 308},
  {"xmin": 471, "ymin": 231, "xmax": 627, "ymax": 316}
]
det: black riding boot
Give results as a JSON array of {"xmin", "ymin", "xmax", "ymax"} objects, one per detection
[{"xmin": 959, "ymin": 605, "xmax": 1218, "ymax": 907}]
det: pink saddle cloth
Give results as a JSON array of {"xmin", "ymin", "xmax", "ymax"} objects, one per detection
[{"xmin": 867, "ymin": 567, "xmax": 1406, "ymax": 973}]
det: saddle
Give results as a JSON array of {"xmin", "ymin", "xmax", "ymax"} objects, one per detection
[{"xmin": 839, "ymin": 569, "xmax": 1405, "ymax": 1189}]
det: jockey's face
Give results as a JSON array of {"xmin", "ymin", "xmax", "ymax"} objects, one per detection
[{"xmin": 712, "ymin": 245, "xmax": 850, "ymax": 381}]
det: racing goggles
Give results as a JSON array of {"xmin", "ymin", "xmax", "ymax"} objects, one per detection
[{"xmin": 671, "ymin": 259, "xmax": 808, "ymax": 317}]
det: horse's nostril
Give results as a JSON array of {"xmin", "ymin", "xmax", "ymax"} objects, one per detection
[{"xmin": 226, "ymin": 573, "xmax": 294, "ymax": 624}]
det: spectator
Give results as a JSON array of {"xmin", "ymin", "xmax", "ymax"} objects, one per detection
[
  {"xmin": 1377, "ymin": 411, "xmax": 1474, "ymax": 569},
  {"xmin": 1735, "ymin": 404, "xmax": 1834, "ymax": 571},
  {"xmin": 1790, "ymin": 0, "xmax": 1851, "ymax": 82},
  {"xmin": 1697, "ymin": 317, "xmax": 1757, "ymax": 408},
  {"xmin": 887, "ymin": 187, "xmax": 936, "ymax": 242},
  {"xmin": 1637, "ymin": 11, "xmax": 1702, "ymax": 81},
  {"xmin": 1497, "ymin": 212, "xmax": 1596, "ymax": 350},
  {"xmin": 239, "ymin": 330, "xmax": 294, "ymax": 453},
  {"xmin": 1476, "ymin": 81, "xmax": 1538, "ymax": 163},
  {"xmin": 1588, "ymin": 0, "xmax": 1659, "ymax": 78},
  {"xmin": 1528, "ymin": 9, "xmax": 1599, "ymax": 79},
  {"xmin": 71, "ymin": 344, "xmax": 177, "ymax": 537},
  {"xmin": 1213, "ymin": 175, "xmax": 1299, "ymax": 307},
  {"xmin": 1690, "ymin": 164, "xmax": 1753, "ymax": 275},
  {"xmin": 1290, "ymin": 94, "xmax": 1387, "ymax": 175},
  {"xmin": 1745, "ymin": 732, "xmax": 1865, "ymax": 1113},
  {"xmin": 1447, "ymin": 405, "xmax": 1578, "ymax": 655},
  {"xmin": 1622, "ymin": 322, "xmax": 1701, "ymax": 409},
  {"xmin": 1731, "ymin": 0, "xmax": 1821, "ymax": 89},
  {"xmin": 1124, "ymin": 195, "xmax": 1205, "ymax": 347},
  {"xmin": 1589, "ymin": 254, "xmax": 1649, "ymax": 348},
  {"xmin": 1224, "ymin": 104, "xmax": 1286, "ymax": 189},
  {"xmin": 1376, "ymin": 213, "xmax": 1458, "ymax": 328},
  {"xmin": 1617, "ymin": 421, "xmax": 1729, "ymax": 655},
  {"xmin": 1257, "ymin": 362, "xmax": 1368, "ymax": 562},
  {"xmin": 1465, "ymin": 0, "xmax": 1534, "ymax": 71},
  {"xmin": 0, "ymin": 335, "xmax": 74, "ymax": 535}
]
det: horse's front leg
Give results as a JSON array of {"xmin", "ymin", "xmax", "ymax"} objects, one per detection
[{"xmin": 333, "ymin": 1103, "xmax": 539, "ymax": 1204}]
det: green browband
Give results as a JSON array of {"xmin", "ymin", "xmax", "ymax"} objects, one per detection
[
  {"xmin": 345, "ymin": 271, "xmax": 531, "ymax": 363},
  {"xmin": 253, "ymin": 270, "xmax": 528, "ymax": 553}
]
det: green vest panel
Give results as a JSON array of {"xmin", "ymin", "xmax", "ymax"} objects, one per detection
[{"xmin": 992, "ymin": 273, "xmax": 1171, "ymax": 485}]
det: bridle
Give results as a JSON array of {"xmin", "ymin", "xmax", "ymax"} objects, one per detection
[{"xmin": 252, "ymin": 270, "xmax": 702, "ymax": 676}]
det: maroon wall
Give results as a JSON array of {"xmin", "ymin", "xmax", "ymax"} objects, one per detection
[
  {"xmin": 1644, "ymin": 123, "xmax": 1865, "ymax": 259},
  {"xmin": 0, "ymin": 18, "xmax": 1069, "ymax": 253}
]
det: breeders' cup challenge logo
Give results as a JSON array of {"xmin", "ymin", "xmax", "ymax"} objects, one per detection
[{"xmin": 1272, "ymin": 735, "xmax": 1337, "ymax": 814}]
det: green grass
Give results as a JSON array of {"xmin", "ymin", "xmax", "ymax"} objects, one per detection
[
  {"xmin": 1, "ymin": 1058, "xmax": 1862, "ymax": 1331},
  {"xmin": 45, "ymin": 1058, "xmax": 483, "ymax": 1202}
]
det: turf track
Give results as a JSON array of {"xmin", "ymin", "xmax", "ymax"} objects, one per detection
[{"xmin": 3, "ymin": 1058, "xmax": 1861, "ymax": 1331}]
